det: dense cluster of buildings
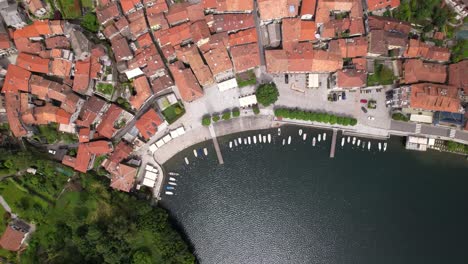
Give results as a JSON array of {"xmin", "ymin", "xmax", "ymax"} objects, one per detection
[{"xmin": 0, "ymin": 0, "xmax": 467, "ymax": 196}]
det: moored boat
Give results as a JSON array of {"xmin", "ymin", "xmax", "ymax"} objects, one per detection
[
  {"xmin": 244, "ymin": 138, "xmax": 247, "ymax": 144},
  {"xmin": 166, "ymin": 186, "xmax": 175, "ymax": 190},
  {"xmin": 303, "ymin": 133, "xmax": 307, "ymax": 140},
  {"xmin": 169, "ymin": 177, "xmax": 176, "ymax": 181},
  {"xmin": 259, "ymin": 135, "xmax": 263, "ymax": 143},
  {"xmin": 165, "ymin": 191, "xmax": 174, "ymax": 195},
  {"xmin": 268, "ymin": 134, "xmax": 271, "ymax": 143},
  {"xmin": 282, "ymin": 139, "xmax": 285, "ymax": 145},
  {"xmin": 312, "ymin": 137, "xmax": 316, "ymax": 146},
  {"xmin": 318, "ymin": 134, "xmax": 321, "ymax": 142},
  {"xmin": 168, "ymin": 182, "xmax": 177, "ymax": 186},
  {"xmin": 278, "ymin": 128, "xmax": 281, "ymax": 135},
  {"xmin": 184, "ymin": 157, "xmax": 189, "ymax": 164},
  {"xmin": 368, "ymin": 142, "xmax": 371, "ymax": 150},
  {"xmin": 263, "ymin": 135, "xmax": 267, "ymax": 143},
  {"xmin": 341, "ymin": 137, "xmax": 345, "ymax": 147},
  {"xmin": 299, "ymin": 129, "xmax": 303, "ymax": 136},
  {"xmin": 323, "ymin": 133, "xmax": 326, "ymax": 140},
  {"xmin": 352, "ymin": 137, "xmax": 356, "ymax": 145},
  {"xmin": 168, "ymin": 172, "xmax": 179, "ymax": 176},
  {"xmin": 347, "ymin": 136, "xmax": 350, "ymax": 143},
  {"xmin": 248, "ymin": 137, "xmax": 251, "ymax": 144},
  {"xmin": 288, "ymin": 136, "xmax": 291, "ymax": 144},
  {"xmin": 378, "ymin": 142, "xmax": 382, "ymax": 151},
  {"xmin": 204, "ymin": 148, "xmax": 208, "ymax": 156},
  {"xmin": 384, "ymin": 142, "xmax": 387, "ymax": 151},
  {"xmin": 193, "ymin": 149, "xmax": 198, "ymax": 157},
  {"xmin": 234, "ymin": 140, "xmax": 238, "ymax": 147},
  {"xmin": 253, "ymin": 136, "xmax": 257, "ymax": 144},
  {"xmin": 357, "ymin": 139, "xmax": 361, "ymax": 146},
  {"xmin": 238, "ymin": 137, "xmax": 242, "ymax": 144},
  {"xmin": 229, "ymin": 141, "xmax": 232, "ymax": 148}
]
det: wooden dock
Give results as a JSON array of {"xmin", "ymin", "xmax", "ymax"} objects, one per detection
[
  {"xmin": 208, "ymin": 125, "xmax": 224, "ymax": 165},
  {"xmin": 330, "ymin": 129, "xmax": 337, "ymax": 158}
]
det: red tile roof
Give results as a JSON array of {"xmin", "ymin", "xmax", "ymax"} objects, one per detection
[
  {"xmin": 129, "ymin": 16, "xmax": 148, "ymax": 39},
  {"xmin": 169, "ymin": 61, "xmax": 204, "ymax": 102},
  {"xmin": 108, "ymin": 163, "xmax": 137, "ymax": 192},
  {"xmin": 448, "ymin": 60, "xmax": 468, "ymax": 90},
  {"xmin": 50, "ymin": 58, "xmax": 72, "ymax": 77},
  {"xmin": 404, "ymin": 39, "xmax": 450, "ymax": 62},
  {"xmin": 147, "ymin": 9, "xmax": 169, "ymax": 30},
  {"xmin": 73, "ymin": 141, "xmax": 114, "ymax": 172},
  {"xmin": 230, "ymin": 43, "xmax": 261, "ymax": 72},
  {"xmin": 336, "ymin": 69, "xmax": 366, "ymax": 88},
  {"xmin": 0, "ymin": 226, "xmax": 26, "ymax": 251},
  {"xmin": 203, "ymin": 0, "xmax": 254, "ymax": 11},
  {"xmin": 165, "ymin": 3, "xmax": 190, "ymax": 25},
  {"xmin": 282, "ymin": 18, "xmax": 302, "ymax": 51},
  {"xmin": 410, "ymin": 83, "xmax": 461, "ymax": 113},
  {"xmin": 136, "ymin": 32, "xmax": 153, "ymax": 48},
  {"xmin": 368, "ymin": 15, "xmax": 411, "ymax": 35},
  {"xmin": 108, "ymin": 141, "xmax": 133, "ymax": 164},
  {"xmin": 258, "ymin": 0, "xmax": 300, "ymax": 20},
  {"xmin": 228, "ymin": 28, "xmax": 258, "ymax": 47},
  {"xmin": 316, "ymin": 0, "xmax": 363, "ymax": 24},
  {"xmin": 120, "ymin": 0, "xmax": 141, "ymax": 14},
  {"xmin": 175, "ymin": 45, "xmax": 213, "ymax": 86},
  {"xmin": 111, "ymin": 36, "xmax": 133, "ymax": 62},
  {"xmin": 13, "ymin": 38, "xmax": 43, "ymax": 54},
  {"xmin": 79, "ymin": 127, "xmax": 91, "ymax": 143},
  {"xmin": 135, "ymin": 108, "xmax": 163, "ymax": 140},
  {"xmin": 300, "ymin": 21, "xmax": 317, "ymax": 41},
  {"xmin": 1, "ymin": 64, "xmax": 31, "ymax": 93},
  {"xmin": 45, "ymin": 36, "xmax": 69, "ymax": 49},
  {"xmin": 403, "ymin": 59, "xmax": 447, "ymax": 84},
  {"xmin": 367, "ymin": 0, "xmax": 400, "ymax": 11},
  {"xmin": 145, "ymin": 0, "xmax": 168, "ymax": 11},
  {"xmin": 203, "ymin": 44, "xmax": 233, "ymax": 77},
  {"xmin": 96, "ymin": 2, "xmax": 121, "ymax": 24},
  {"xmin": 154, "ymin": 22, "xmax": 192, "ymax": 47},
  {"xmin": 16, "ymin": 53, "xmax": 49, "ymax": 74},
  {"xmin": 3, "ymin": 93, "xmax": 28, "ymax": 137},
  {"xmin": 73, "ymin": 59, "xmax": 91, "ymax": 94},
  {"xmin": 187, "ymin": 3, "xmax": 205, "ymax": 22},
  {"xmin": 77, "ymin": 96, "xmax": 107, "ymax": 127},
  {"xmin": 212, "ymin": 14, "xmax": 255, "ymax": 33},
  {"xmin": 190, "ymin": 20, "xmax": 211, "ymax": 44},
  {"xmin": 301, "ymin": 0, "xmax": 317, "ymax": 18},
  {"xmin": 130, "ymin": 76, "xmax": 153, "ymax": 110},
  {"xmin": 329, "ymin": 36, "xmax": 368, "ymax": 58},
  {"xmin": 12, "ymin": 20, "xmax": 61, "ymax": 39},
  {"xmin": 320, "ymin": 17, "xmax": 364, "ymax": 39},
  {"xmin": 96, "ymin": 104, "xmax": 124, "ymax": 139}
]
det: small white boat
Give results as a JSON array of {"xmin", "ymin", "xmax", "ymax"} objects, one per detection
[
  {"xmin": 368, "ymin": 142, "xmax": 371, "ymax": 151},
  {"xmin": 244, "ymin": 138, "xmax": 247, "ymax": 145},
  {"xmin": 234, "ymin": 140, "xmax": 238, "ymax": 147},
  {"xmin": 299, "ymin": 129, "xmax": 303, "ymax": 136},
  {"xmin": 362, "ymin": 142, "xmax": 365, "ymax": 149},
  {"xmin": 288, "ymin": 136, "xmax": 291, "ymax": 145},
  {"xmin": 168, "ymin": 172, "xmax": 179, "ymax": 176},
  {"xmin": 253, "ymin": 136, "xmax": 257, "ymax": 144},
  {"xmin": 278, "ymin": 128, "xmax": 281, "ymax": 136},
  {"xmin": 263, "ymin": 135, "xmax": 267, "ymax": 143},
  {"xmin": 312, "ymin": 137, "xmax": 316, "ymax": 146},
  {"xmin": 352, "ymin": 137, "xmax": 356, "ymax": 145},
  {"xmin": 168, "ymin": 182, "xmax": 177, "ymax": 186},
  {"xmin": 384, "ymin": 142, "xmax": 387, "ymax": 151},
  {"xmin": 282, "ymin": 139, "xmax": 285, "ymax": 145},
  {"xmin": 193, "ymin": 149, "xmax": 198, "ymax": 157},
  {"xmin": 259, "ymin": 135, "xmax": 263, "ymax": 143},
  {"xmin": 204, "ymin": 148, "xmax": 208, "ymax": 156},
  {"xmin": 378, "ymin": 142, "xmax": 382, "ymax": 151},
  {"xmin": 341, "ymin": 137, "xmax": 345, "ymax": 147},
  {"xmin": 184, "ymin": 157, "xmax": 189, "ymax": 164},
  {"xmin": 248, "ymin": 137, "xmax": 251, "ymax": 145},
  {"xmin": 357, "ymin": 139, "xmax": 361, "ymax": 147},
  {"xmin": 169, "ymin": 177, "xmax": 176, "ymax": 181},
  {"xmin": 165, "ymin": 191, "xmax": 174, "ymax": 195},
  {"xmin": 238, "ymin": 137, "xmax": 242, "ymax": 145},
  {"xmin": 323, "ymin": 133, "xmax": 326, "ymax": 141},
  {"xmin": 268, "ymin": 134, "xmax": 271, "ymax": 143},
  {"xmin": 229, "ymin": 141, "xmax": 232, "ymax": 148},
  {"xmin": 303, "ymin": 133, "xmax": 307, "ymax": 140},
  {"xmin": 318, "ymin": 134, "xmax": 321, "ymax": 142},
  {"xmin": 347, "ymin": 136, "xmax": 351, "ymax": 143}
]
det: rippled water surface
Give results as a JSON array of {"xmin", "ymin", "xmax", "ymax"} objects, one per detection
[{"xmin": 161, "ymin": 126, "xmax": 468, "ymax": 264}]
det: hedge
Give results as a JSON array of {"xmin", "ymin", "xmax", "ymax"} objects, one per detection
[{"xmin": 274, "ymin": 108, "xmax": 357, "ymax": 126}]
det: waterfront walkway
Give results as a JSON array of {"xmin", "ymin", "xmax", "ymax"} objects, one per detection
[
  {"xmin": 209, "ymin": 125, "xmax": 224, "ymax": 165},
  {"xmin": 330, "ymin": 129, "xmax": 337, "ymax": 158}
]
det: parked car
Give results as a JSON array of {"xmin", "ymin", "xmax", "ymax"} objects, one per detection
[
  {"xmin": 361, "ymin": 106, "xmax": 368, "ymax": 113},
  {"xmin": 367, "ymin": 116, "xmax": 375, "ymax": 120},
  {"xmin": 285, "ymin": 74, "xmax": 289, "ymax": 84},
  {"xmin": 360, "ymin": 99, "xmax": 368, "ymax": 104},
  {"xmin": 341, "ymin": 92, "xmax": 346, "ymax": 100},
  {"xmin": 48, "ymin": 149, "xmax": 56, "ymax": 155},
  {"xmin": 338, "ymin": 94, "xmax": 342, "ymax": 100},
  {"xmin": 332, "ymin": 93, "xmax": 337, "ymax": 101}
]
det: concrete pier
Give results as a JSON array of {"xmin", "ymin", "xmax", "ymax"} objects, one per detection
[
  {"xmin": 209, "ymin": 125, "xmax": 224, "ymax": 165},
  {"xmin": 330, "ymin": 129, "xmax": 337, "ymax": 158}
]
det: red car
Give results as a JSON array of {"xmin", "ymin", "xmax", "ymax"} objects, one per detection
[{"xmin": 360, "ymin": 99, "xmax": 368, "ymax": 104}]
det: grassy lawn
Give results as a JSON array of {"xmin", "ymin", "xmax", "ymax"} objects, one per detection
[
  {"xmin": 96, "ymin": 83, "xmax": 115, "ymax": 96},
  {"xmin": 162, "ymin": 102, "xmax": 185, "ymax": 124},
  {"xmin": 58, "ymin": 0, "xmax": 82, "ymax": 18},
  {"xmin": 367, "ymin": 63, "xmax": 395, "ymax": 86},
  {"xmin": 80, "ymin": 0, "xmax": 93, "ymax": 8},
  {"xmin": 236, "ymin": 70, "xmax": 257, "ymax": 87},
  {"xmin": 36, "ymin": 124, "xmax": 78, "ymax": 144}
]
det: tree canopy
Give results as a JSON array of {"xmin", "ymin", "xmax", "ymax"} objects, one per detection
[
  {"xmin": 81, "ymin": 13, "xmax": 99, "ymax": 33},
  {"xmin": 256, "ymin": 83, "xmax": 279, "ymax": 107}
]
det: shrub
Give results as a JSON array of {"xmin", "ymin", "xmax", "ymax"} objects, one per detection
[
  {"xmin": 202, "ymin": 116, "xmax": 211, "ymax": 126},
  {"xmin": 81, "ymin": 13, "xmax": 99, "ymax": 33},
  {"xmin": 253, "ymin": 105, "xmax": 260, "ymax": 115},
  {"xmin": 222, "ymin": 111, "xmax": 231, "ymax": 120},
  {"xmin": 232, "ymin": 108, "xmax": 240, "ymax": 117},
  {"xmin": 392, "ymin": 113, "xmax": 409, "ymax": 122},
  {"xmin": 256, "ymin": 83, "xmax": 279, "ymax": 106},
  {"xmin": 212, "ymin": 115, "xmax": 220, "ymax": 122}
]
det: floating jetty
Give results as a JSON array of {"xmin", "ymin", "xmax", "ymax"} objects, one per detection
[{"xmin": 208, "ymin": 125, "xmax": 224, "ymax": 165}]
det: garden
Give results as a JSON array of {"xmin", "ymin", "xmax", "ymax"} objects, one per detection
[
  {"xmin": 162, "ymin": 102, "xmax": 185, "ymax": 124},
  {"xmin": 57, "ymin": 0, "xmax": 82, "ymax": 19},
  {"xmin": 236, "ymin": 70, "xmax": 257, "ymax": 87},
  {"xmin": 96, "ymin": 83, "xmax": 115, "ymax": 96},
  {"xmin": 367, "ymin": 63, "xmax": 395, "ymax": 86}
]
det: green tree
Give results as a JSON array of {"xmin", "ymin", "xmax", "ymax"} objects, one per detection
[
  {"xmin": 256, "ymin": 83, "xmax": 279, "ymax": 106},
  {"xmin": 222, "ymin": 111, "xmax": 231, "ymax": 120},
  {"xmin": 202, "ymin": 116, "xmax": 211, "ymax": 126},
  {"xmin": 232, "ymin": 108, "xmax": 240, "ymax": 117},
  {"xmin": 212, "ymin": 115, "xmax": 220, "ymax": 122},
  {"xmin": 81, "ymin": 13, "xmax": 99, "ymax": 33},
  {"xmin": 132, "ymin": 250, "xmax": 152, "ymax": 264},
  {"xmin": 252, "ymin": 105, "xmax": 260, "ymax": 115}
]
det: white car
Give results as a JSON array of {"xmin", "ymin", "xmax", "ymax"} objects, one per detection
[
  {"xmin": 48, "ymin": 149, "xmax": 56, "ymax": 155},
  {"xmin": 367, "ymin": 116, "xmax": 375, "ymax": 120}
]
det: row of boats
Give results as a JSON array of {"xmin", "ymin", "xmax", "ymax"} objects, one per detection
[
  {"xmin": 341, "ymin": 136, "xmax": 387, "ymax": 151},
  {"xmin": 165, "ymin": 172, "xmax": 179, "ymax": 195},
  {"xmin": 228, "ymin": 133, "xmax": 272, "ymax": 148},
  {"xmin": 184, "ymin": 148, "xmax": 209, "ymax": 165}
]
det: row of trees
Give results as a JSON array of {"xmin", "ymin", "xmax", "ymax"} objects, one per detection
[
  {"xmin": 202, "ymin": 108, "xmax": 240, "ymax": 126},
  {"xmin": 274, "ymin": 108, "xmax": 358, "ymax": 126}
]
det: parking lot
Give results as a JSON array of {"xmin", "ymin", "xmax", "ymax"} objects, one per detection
[{"xmin": 274, "ymin": 74, "xmax": 392, "ymax": 130}]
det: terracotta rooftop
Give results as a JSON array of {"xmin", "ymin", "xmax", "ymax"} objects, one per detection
[
  {"xmin": 329, "ymin": 36, "xmax": 368, "ymax": 58},
  {"xmin": 165, "ymin": 2, "xmax": 190, "ymax": 25},
  {"xmin": 403, "ymin": 59, "xmax": 447, "ymax": 84},
  {"xmin": 0, "ymin": 225, "xmax": 26, "ymax": 252},
  {"xmin": 147, "ymin": 9, "xmax": 169, "ymax": 30},
  {"xmin": 300, "ymin": 21, "xmax": 317, "ymax": 41},
  {"xmin": 228, "ymin": 28, "xmax": 258, "ymax": 47},
  {"xmin": 316, "ymin": 0, "xmax": 363, "ymax": 24},
  {"xmin": 14, "ymin": 38, "xmax": 43, "ymax": 54},
  {"xmin": 282, "ymin": 18, "xmax": 302, "ymax": 51},
  {"xmin": 136, "ymin": 32, "xmax": 153, "ymax": 48},
  {"xmin": 108, "ymin": 141, "xmax": 133, "ymax": 164},
  {"xmin": 368, "ymin": 15, "xmax": 411, "ymax": 35},
  {"xmin": 12, "ymin": 20, "xmax": 63, "ymax": 39},
  {"xmin": 448, "ymin": 60, "xmax": 468, "ymax": 90},
  {"xmin": 50, "ymin": 58, "xmax": 72, "ymax": 77},
  {"xmin": 404, "ymin": 39, "xmax": 450, "ymax": 62},
  {"xmin": 79, "ymin": 127, "xmax": 91, "ymax": 143},
  {"xmin": 96, "ymin": 104, "xmax": 124, "ymax": 139},
  {"xmin": 410, "ymin": 83, "xmax": 461, "ymax": 113},
  {"xmin": 1, "ymin": 64, "xmax": 31, "ymax": 93},
  {"xmin": 108, "ymin": 163, "xmax": 137, "ymax": 192},
  {"xmin": 16, "ymin": 53, "xmax": 49, "ymax": 74},
  {"xmin": 203, "ymin": 44, "xmax": 233, "ymax": 77},
  {"xmin": 73, "ymin": 59, "xmax": 91, "ymax": 94},
  {"xmin": 230, "ymin": 43, "xmax": 261, "ymax": 72},
  {"xmin": 154, "ymin": 22, "xmax": 192, "ymax": 47},
  {"xmin": 367, "ymin": 0, "xmax": 400, "ymax": 11},
  {"xmin": 212, "ymin": 14, "xmax": 255, "ymax": 33},
  {"xmin": 111, "ymin": 36, "xmax": 133, "ymax": 62},
  {"xmin": 151, "ymin": 74, "xmax": 175, "ymax": 94},
  {"xmin": 258, "ymin": 0, "xmax": 300, "ymax": 20},
  {"xmin": 96, "ymin": 2, "xmax": 121, "ymax": 25},
  {"xmin": 135, "ymin": 108, "xmax": 163, "ymax": 140},
  {"xmin": 129, "ymin": 16, "xmax": 148, "ymax": 39},
  {"xmin": 190, "ymin": 20, "xmax": 211, "ymax": 44},
  {"xmin": 73, "ymin": 141, "xmax": 114, "ymax": 173},
  {"xmin": 169, "ymin": 61, "xmax": 204, "ymax": 102},
  {"xmin": 301, "ymin": 0, "xmax": 317, "ymax": 17},
  {"xmin": 187, "ymin": 3, "xmax": 205, "ymax": 22},
  {"xmin": 45, "ymin": 36, "xmax": 69, "ymax": 50},
  {"xmin": 203, "ymin": 0, "xmax": 254, "ymax": 11},
  {"xmin": 130, "ymin": 76, "xmax": 153, "ymax": 110},
  {"xmin": 175, "ymin": 45, "xmax": 214, "ymax": 86},
  {"xmin": 77, "ymin": 96, "xmax": 107, "ymax": 127},
  {"xmin": 336, "ymin": 69, "xmax": 366, "ymax": 88},
  {"xmin": 120, "ymin": 0, "xmax": 142, "ymax": 14},
  {"xmin": 320, "ymin": 17, "xmax": 364, "ymax": 39},
  {"xmin": 145, "ymin": 0, "xmax": 168, "ymax": 11}
]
